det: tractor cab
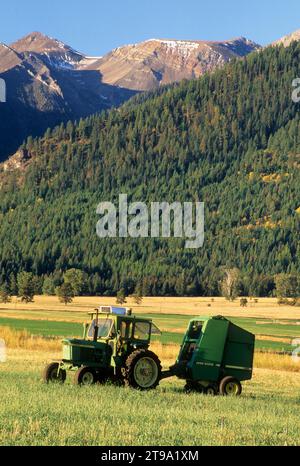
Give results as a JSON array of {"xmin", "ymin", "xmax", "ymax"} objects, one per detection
[
  {"xmin": 87, "ymin": 316, "xmax": 116, "ymax": 339},
  {"xmin": 85, "ymin": 306, "xmax": 159, "ymax": 354}
]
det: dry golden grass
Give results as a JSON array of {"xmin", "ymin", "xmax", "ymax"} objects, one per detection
[
  {"xmin": 1, "ymin": 295, "xmax": 300, "ymax": 320},
  {"xmin": 254, "ymin": 352, "xmax": 300, "ymax": 373},
  {"xmin": 150, "ymin": 341, "xmax": 300, "ymax": 373},
  {"xmin": 150, "ymin": 341, "xmax": 179, "ymax": 366},
  {"xmin": 0, "ymin": 326, "xmax": 60, "ymax": 351},
  {"xmin": 255, "ymin": 335, "xmax": 292, "ymax": 343}
]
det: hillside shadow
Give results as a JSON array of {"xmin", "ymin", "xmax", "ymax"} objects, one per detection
[{"xmin": 0, "ymin": 66, "xmax": 138, "ymax": 162}]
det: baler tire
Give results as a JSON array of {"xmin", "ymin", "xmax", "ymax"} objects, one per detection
[
  {"xmin": 122, "ymin": 349, "xmax": 162, "ymax": 390},
  {"xmin": 184, "ymin": 381, "xmax": 205, "ymax": 394},
  {"xmin": 219, "ymin": 376, "xmax": 242, "ymax": 396},
  {"xmin": 74, "ymin": 367, "xmax": 97, "ymax": 386},
  {"xmin": 184, "ymin": 382, "xmax": 193, "ymax": 393},
  {"xmin": 206, "ymin": 385, "xmax": 217, "ymax": 396},
  {"xmin": 43, "ymin": 362, "xmax": 66, "ymax": 384}
]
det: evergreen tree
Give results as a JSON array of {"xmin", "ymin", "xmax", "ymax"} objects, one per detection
[
  {"xmin": 131, "ymin": 284, "xmax": 143, "ymax": 305},
  {"xmin": 17, "ymin": 272, "xmax": 35, "ymax": 303},
  {"xmin": 0, "ymin": 284, "xmax": 12, "ymax": 303},
  {"xmin": 42, "ymin": 276, "xmax": 56, "ymax": 296},
  {"xmin": 9, "ymin": 274, "xmax": 18, "ymax": 296},
  {"xmin": 56, "ymin": 283, "xmax": 74, "ymax": 305},
  {"xmin": 116, "ymin": 289, "xmax": 127, "ymax": 305},
  {"xmin": 63, "ymin": 269, "xmax": 86, "ymax": 296}
]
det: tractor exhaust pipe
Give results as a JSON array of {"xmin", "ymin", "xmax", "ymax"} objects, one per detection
[{"xmin": 93, "ymin": 308, "xmax": 99, "ymax": 342}]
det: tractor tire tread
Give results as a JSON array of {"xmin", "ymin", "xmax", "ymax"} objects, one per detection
[
  {"xmin": 122, "ymin": 348, "xmax": 162, "ymax": 390},
  {"xmin": 43, "ymin": 362, "xmax": 66, "ymax": 384}
]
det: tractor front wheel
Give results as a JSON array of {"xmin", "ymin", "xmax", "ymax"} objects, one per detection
[
  {"xmin": 74, "ymin": 367, "xmax": 97, "ymax": 386},
  {"xmin": 219, "ymin": 376, "xmax": 242, "ymax": 396},
  {"xmin": 43, "ymin": 362, "xmax": 66, "ymax": 384},
  {"xmin": 122, "ymin": 349, "xmax": 162, "ymax": 390}
]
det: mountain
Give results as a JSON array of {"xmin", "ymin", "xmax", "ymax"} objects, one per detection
[
  {"xmin": 10, "ymin": 31, "xmax": 85, "ymax": 63},
  {"xmin": 0, "ymin": 32, "xmax": 260, "ymax": 162},
  {"xmin": 0, "ymin": 43, "xmax": 22, "ymax": 73},
  {"xmin": 0, "ymin": 41, "xmax": 299, "ymax": 296},
  {"xmin": 84, "ymin": 37, "xmax": 261, "ymax": 91},
  {"xmin": 0, "ymin": 32, "xmax": 135, "ymax": 162},
  {"xmin": 272, "ymin": 29, "xmax": 300, "ymax": 47}
]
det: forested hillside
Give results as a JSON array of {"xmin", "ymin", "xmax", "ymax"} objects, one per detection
[{"xmin": 0, "ymin": 43, "xmax": 299, "ymax": 296}]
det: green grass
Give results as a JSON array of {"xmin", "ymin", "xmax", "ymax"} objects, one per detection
[
  {"xmin": 254, "ymin": 340, "xmax": 293, "ymax": 352},
  {"xmin": 0, "ymin": 352, "xmax": 299, "ymax": 446},
  {"xmin": 143, "ymin": 313, "xmax": 299, "ymax": 337},
  {"xmin": 0, "ymin": 317, "xmax": 82, "ymax": 338}
]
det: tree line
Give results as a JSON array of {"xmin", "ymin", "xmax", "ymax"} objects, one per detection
[{"xmin": 0, "ymin": 269, "xmax": 299, "ymax": 305}]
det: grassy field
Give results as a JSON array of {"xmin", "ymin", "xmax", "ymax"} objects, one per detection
[
  {"xmin": 0, "ymin": 349, "xmax": 299, "ymax": 446},
  {"xmin": 0, "ymin": 296, "xmax": 299, "ymax": 446}
]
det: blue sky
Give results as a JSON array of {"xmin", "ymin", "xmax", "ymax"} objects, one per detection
[{"xmin": 1, "ymin": 0, "xmax": 300, "ymax": 55}]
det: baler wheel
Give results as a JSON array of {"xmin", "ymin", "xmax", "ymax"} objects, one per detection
[
  {"xmin": 184, "ymin": 381, "xmax": 205, "ymax": 393},
  {"xmin": 43, "ymin": 362, "xmax": 66, "ymax": 384},
  {"xmin": 206, "ymin": 385, "xmax": 217, "ymax": 396},
  {"xmin": 74, "ymin": 367, "xmax": 97, "ymax": 386},
  {"xmin": 122, "ymin": 349, "xmax": 162, "ymax": 390},
  {"xmin": 219, "ymin": 376, "xmax": 242, "ymax": 396}
]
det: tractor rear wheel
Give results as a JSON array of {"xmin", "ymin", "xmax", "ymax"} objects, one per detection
[
  {"xmin": 74, "ymin": 367, "xmax": 97, "ymax": 386},
  {"xmin": 43, "ymin": 362, "xmax": 66, "ymax": 384},
  {"xmin": 122, "ymin": 349, "xmax": 162, "ymax": 390},
  {"xmin": 219, "ymin": 376, "xmax": 242, "ymax": 396}
]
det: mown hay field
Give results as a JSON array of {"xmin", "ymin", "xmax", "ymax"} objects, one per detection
[{"xmin": 0, "ymin": 349, "xmax": 299, "ymax": 446}]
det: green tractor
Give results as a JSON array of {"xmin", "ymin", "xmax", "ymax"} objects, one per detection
[
  {"xmin": 43, "ymin": 306, "xmax": 162, "ymax": 389},
  {"xmin": 43, "ymin": 308, "xmax": 255, "ymax": 395}
]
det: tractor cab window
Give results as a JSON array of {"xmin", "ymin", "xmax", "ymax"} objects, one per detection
[
  {"xmin": 120, "ymin": 320, "xmax": 133, "ymax": 340},
  {"xmin": 88, "ymin": 318, "xmax": 113, "ymax": 339},
  {"xmin": 133, "ymin": 321, "xmax": 151, "ymax": 341},
  {"xmin": 188, "ymin": 321, "xmax": 203, "ymax": 340}
]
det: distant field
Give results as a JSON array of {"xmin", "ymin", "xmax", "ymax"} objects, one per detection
[
  {"xmin": 0, "ymin": 295, "xmax": 299, "ymax": 353},
  {"xmin": 1, "ymin": 295, "xmax": 300, "ymax": 319}
]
